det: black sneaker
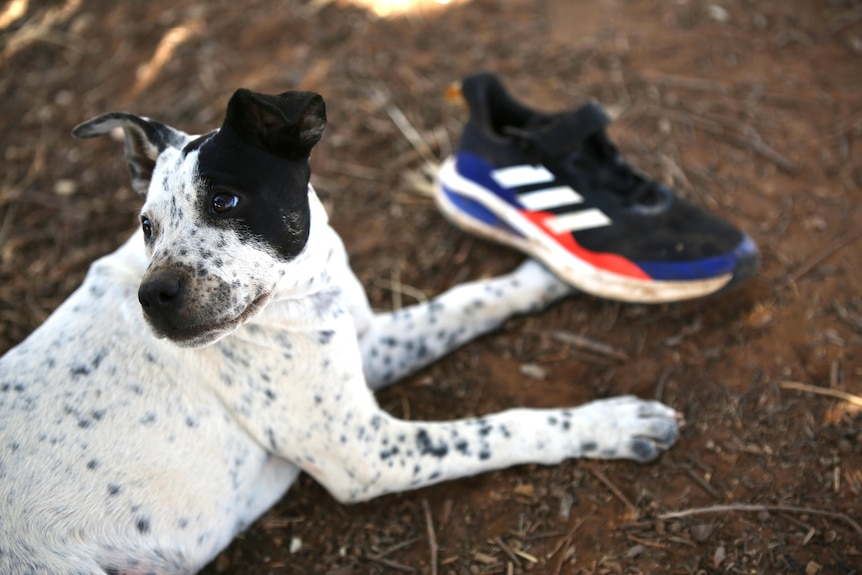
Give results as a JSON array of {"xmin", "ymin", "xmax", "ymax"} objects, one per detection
[{"xmin": 434, "ymin": 72, "xmax": 760, "ymax": 304}]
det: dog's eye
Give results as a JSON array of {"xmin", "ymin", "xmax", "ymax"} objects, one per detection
[
  {"xmin": 141, "ymin": 216, "xmax": 153, "ymax": 240},
  {"xmin": 211, "ymin": 193, "xmax": 239, "ymax": 215}
]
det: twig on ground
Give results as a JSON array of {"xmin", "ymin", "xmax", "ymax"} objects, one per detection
[
  {"xmin": 641, "ymin": 105, "xmax": 795, "ymax": 172},
  {"xmin": 373, "ymin": 536, "xmax": 424, "ymax": 558},
  {"xmin": 625, "ymin": 533, "xmax": 667, "ymax": 549},
  {"xmin": 1, "ymin": 0, "xmax": 81, "ymax": 68},
  {"xmin": 492, "ymin": 536, "xmax": 522, "ymax": 568},
  {"xmin": 129, "ymin": 21, "xmax": 202, "ymax": 99},
  {"xmin": 740, "ymin": 124, "xmax": 796, "ymax": 173},
  {"xmin": 654, "ymin": 366, "xmax": 673, "ymax": 402},
  {"xmin": 834, "ymin": 301, "xmax": 862, "ymax": 332},
  {"xmin": 550, "ymin": 507, "xmax": 595, "ymax": 575},
  {"xmin": 639, "ymin": 72, "xmax": 729, "ymax": 94},
  {"xmin": 385, "ymin": 103, "xmax": 438, "ymax": 165},
  {"xmin": 658, "ymin": 504, "xmax": 862, "ymax": 537},
  {"xmin": 366, "ymin": 555, "xmax": 416, "ymax": 573},
  {"xmin": 371, "ymin": 271, "xmax": 429, "ymax": 309},
  {"xmin": 779, "ymin": 226, "xmax": 862, "ymax": 288},
  {"xmin": 779, "ymin": 381, "xmax": 862, "ymax": 408},
  {"xmin": 261, "ymin": 515, "xmax": 304, "ymax": 529},
  {"xmin": 529, "ymin": 329, "xmax": 630, "ymax": 362},
  {"xmin": 587, "ymin": 464, "xmax": 638, "ymax": 514},
  {"xmin": 683, "ymin": 467, "xmax": 721, "ymax": 499},
  {"xmin": 422, "ymin": 499, "xmax": 438, "ymax": 575}
]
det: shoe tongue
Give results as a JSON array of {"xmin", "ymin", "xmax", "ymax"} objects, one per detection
[{"xmin": 524, "ymin": 102, "xmax": 610, "ymax": 158}]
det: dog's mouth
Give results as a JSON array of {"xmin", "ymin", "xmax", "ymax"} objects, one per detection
[{"xmin": 159, "ymin": 291, "xmax": 271, "ymax": 347}]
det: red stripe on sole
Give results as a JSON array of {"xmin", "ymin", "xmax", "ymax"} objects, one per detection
[{"xmin": 521, "ymin": 210, "xmax": 652, "ymax": 280}]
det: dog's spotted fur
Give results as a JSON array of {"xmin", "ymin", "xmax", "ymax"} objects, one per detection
[{"xmin": 0, "ymin": 89, "xmax": 679, "ymax": 575}]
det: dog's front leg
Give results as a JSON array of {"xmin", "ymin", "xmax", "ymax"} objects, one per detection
[
  {"xmin": 359, "ymin": 259, "xmax": 575, "ymax": 390},
  {"xmin": 225, "ymin": 319, "xmax": 677, "ymax": 503},
  {"xmin": 294, "ymin": 385, "xmax": 678, "ymax": 503}
]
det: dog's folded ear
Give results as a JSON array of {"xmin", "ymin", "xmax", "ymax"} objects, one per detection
[
  {"xmin": 72, "ymin": 113, "xmax": 188, "ymax": 196},
  {"xmin": 221, "ymin": 89, "xmax": 326, "ymax": 161}
]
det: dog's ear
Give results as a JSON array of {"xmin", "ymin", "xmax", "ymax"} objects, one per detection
[
  {"xmin": 221, "ymin": 89, "xmax": 326, "ymax": 160},
  {"xmin": 72, "ymin": 113, "xmax": 188, "ymax": 196}
]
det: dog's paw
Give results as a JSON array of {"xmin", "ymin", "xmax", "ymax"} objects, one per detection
[{"xmin": 573, "ymin": 396, "xmax": 680, "ymax": 463}]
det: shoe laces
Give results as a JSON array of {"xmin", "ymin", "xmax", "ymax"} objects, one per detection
[
  {"xmin": 505, "ymin": 112, "xmax": 671, "ymax": 212},
  {"xmin": 575, "ymin": 131, "xmax": 668, "ymax": 210}
]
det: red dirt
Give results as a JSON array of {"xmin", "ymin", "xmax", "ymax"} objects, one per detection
[{"xmin": 1, "ymin": 0, "xmax": 860, "ymax": 573}]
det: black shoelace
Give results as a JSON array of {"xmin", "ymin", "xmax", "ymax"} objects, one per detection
[{"xmin": 505, "ymin": 116, "xmax": 670, "ymax": 211}]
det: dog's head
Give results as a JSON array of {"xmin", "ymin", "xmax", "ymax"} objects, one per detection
[{"xmin": 73, "ymin": 89, "xmax": 327, "ymax": 347}]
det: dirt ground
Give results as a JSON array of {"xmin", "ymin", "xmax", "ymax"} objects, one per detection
[{"xmin": 2, "ymin": 0, "xmax": 861, "ymax": 573}]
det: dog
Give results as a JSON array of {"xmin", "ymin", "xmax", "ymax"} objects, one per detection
[{"xmin": 0, "ymin": 89, "xmax": 679, "ymax": 575}]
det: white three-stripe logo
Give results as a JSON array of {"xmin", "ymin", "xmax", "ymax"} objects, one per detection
[{"xmin": 491, "ymin": 164, "xmax": 611, "ymax": 233}]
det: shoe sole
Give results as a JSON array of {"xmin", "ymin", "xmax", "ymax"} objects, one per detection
[{"xmin": 435, "ymin": 156, "xmax": 756, "ymax": 304}]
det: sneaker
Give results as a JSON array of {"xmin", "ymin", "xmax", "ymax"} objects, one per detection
[{"xmin": 435, "ymin": 72, "xmax": 760, "ymax": 304}]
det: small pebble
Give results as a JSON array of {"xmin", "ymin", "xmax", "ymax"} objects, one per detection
[
  {"xmin": 54, "ymin": 179, "xmax": 77, "ymax": 196},
  {"xmin": 519, "ymin": 363, "xmax": 548, "ymax": 381},
  {"xmin": 289, "ymin": 536, "xmax": 302, "ymax": 553},
  {"xmin": 690, "ymin": 523, "xmax": 714, "ymax": 542},
  {"xmin": 707, "ymin": 4, "xmax": 729, "ymax": 22}
]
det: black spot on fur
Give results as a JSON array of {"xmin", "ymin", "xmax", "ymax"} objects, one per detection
[
  {"xmin": 91, "ymin": 350, "xmax": 107, "ymax": 370},
  {"xmin": 266, "ymin": 427, "xmax": 278, "ymax": 450},
  {"xmin": 415, "ymin": 429, "xmax": 448, "ymax": 458},
  {"xmin": 380, "ymin": 446, "xmax": 400, "ymax": 460},
  {"xmin": 136, "ymin": 517, "xmax": 150, "ymax": 534},
  {"xmin": 70, "ymin": 365, "xmax": 90, "ymax": 378}
]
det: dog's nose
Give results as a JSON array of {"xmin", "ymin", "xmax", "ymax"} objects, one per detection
[{"xmin": 138, "ymin": 274, "xmax": 184, "ymax": 315}]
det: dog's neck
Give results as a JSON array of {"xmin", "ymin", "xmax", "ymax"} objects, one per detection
[{"xmin": 231, "ymin": 188, "xmax": 350, "ymax": 335}]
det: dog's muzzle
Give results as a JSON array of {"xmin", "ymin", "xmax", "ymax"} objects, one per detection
[
  {"xmin": 138, "ymin": 271, "xmax": 189, "ymax": 338},
  {"xmin": 138, "ymin": 268, "xmax": 268, "ymax": 347}
]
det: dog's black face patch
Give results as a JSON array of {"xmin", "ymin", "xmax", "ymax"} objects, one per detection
[{"xmin": 195, "ymin": 129, "xmax": 311, "ymax": 260}]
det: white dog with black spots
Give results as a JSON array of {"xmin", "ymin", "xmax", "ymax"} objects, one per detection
[{"xmin": 0, "ymin": 89, "xmax": 679, "ymax": 575}]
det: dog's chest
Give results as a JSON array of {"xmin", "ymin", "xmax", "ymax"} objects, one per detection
[{"xmin": 209, "ymin": 313, "xmax": 357, "ymax": 413}]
